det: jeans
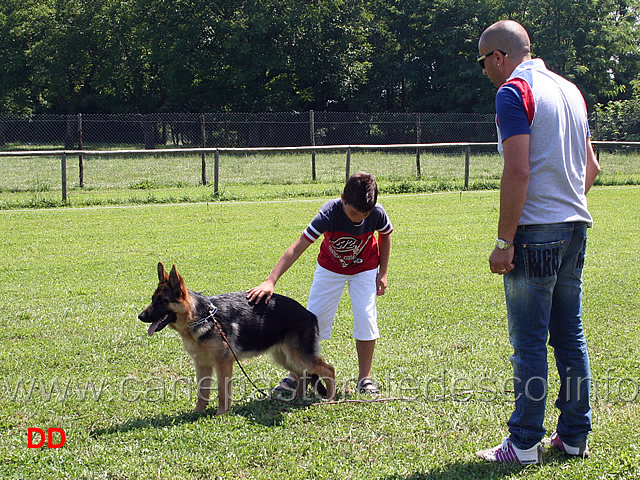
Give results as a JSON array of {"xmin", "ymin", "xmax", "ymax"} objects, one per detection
[{"xmin": 504, "ymin": 222, "xmax": 592, "ymax": 449}]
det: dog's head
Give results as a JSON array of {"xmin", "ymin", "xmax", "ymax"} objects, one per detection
[{"xmin": 138, "ymin": 262, "xmax": 191, "ymax": 336}]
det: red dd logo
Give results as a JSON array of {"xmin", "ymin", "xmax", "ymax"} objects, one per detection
[{"xmin": 27, "ymin": 428, "xmax": 66, "ymax": 448}]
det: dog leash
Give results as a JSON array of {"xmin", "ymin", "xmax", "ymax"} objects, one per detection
[
  {"xmin": 191, "ymin": 304, "xmax": 272, "ymax": 400},
  {"xmin": 190, "ymin": 304, "xmax": 416, "ymax": 408},
  {"xmin": 189, "ymin": 304, "xmax": 332, "ymax": 405}
]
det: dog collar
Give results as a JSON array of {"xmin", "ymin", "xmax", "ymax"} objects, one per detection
[{"xmin": 188, "ymin": 305, "xmax": 218, "ymax": 329}]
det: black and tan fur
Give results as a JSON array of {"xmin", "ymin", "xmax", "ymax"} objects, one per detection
[{"xmin": 138, "ymin": 263, "xmax": 335, "ymax": 414}]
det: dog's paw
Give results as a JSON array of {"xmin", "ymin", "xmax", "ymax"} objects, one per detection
[
  {"xmin": 311, "ymin": 374, "xmax": 328, "ymax": 397},
  {"xmin": 194, "ymin": 401, "xmax": 209, "ymax": 413}
]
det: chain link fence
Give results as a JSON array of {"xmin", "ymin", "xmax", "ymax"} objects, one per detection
[
  {"xmin": 2, "ymin": 111, "xmax": 640, "ymax": 207},
  {"xmin": 2, "ymin": 110, "xmax": 638, "ymax": 151},
  {"xmin": 0, "ymin": 112, "xmax": 501, "ymax": 150},
  {"xmin": 2, "ymin": 110, "xmax": 639, "ymax": 151}
]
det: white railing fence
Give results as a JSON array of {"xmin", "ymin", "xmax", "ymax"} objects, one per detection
[{"xmin": 0, "ymin": 141, "xmax": 633, "ymax": 202}]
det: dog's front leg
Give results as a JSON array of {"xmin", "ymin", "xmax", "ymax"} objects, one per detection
[
  {"xmin": 215, "ymin": 360, "xmax": 234, "ymax": 415},
  {"xmin": 194, "ymin": 362, "xmax": 214, "ymax": 412}
]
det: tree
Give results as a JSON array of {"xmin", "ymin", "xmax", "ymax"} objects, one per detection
[
  {"xmin": 510, "ymin": 0, "xmax": 640, "ymax": 107},
  {"xmin": 0, "ymin": 0, "xmax": 52, "ymax": 113},
  {"xmin": 1, "ymin": 0, "xmax": 640, "ymax": 114},
  {"xmin": 349, "ymin": 0, "xmax": 499, "ymax": 113}
]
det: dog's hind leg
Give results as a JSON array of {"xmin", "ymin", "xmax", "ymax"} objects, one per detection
[
  {"xmin": 276, "ymin": 346, "xmax": 336, "ymax": 400},
  {"xmin": 214, "ymin": 359, "xmax": 234, "ymax": 415},
  {"xmin": 309, "ymin": 358, "xmax": 336, "ymax": 400},
  {"xmin": 270, "ymin": 347, "xmax": 303, "ymax": 399},
  {"xmin": 194, "ymin": 362, "xmax": 214, "ymax": 413}
]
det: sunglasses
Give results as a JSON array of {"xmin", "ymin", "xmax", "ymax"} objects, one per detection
[{"xmin": 477, "ymin": 49, "xmax": 507, "ymax": 69}]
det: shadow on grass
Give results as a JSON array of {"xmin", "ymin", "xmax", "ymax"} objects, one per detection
[
  {"xmin": 89, "ymin": 398, "xmax": 312, "ymax": 437},
  {"xmin": 380, "ymin": 461, "xmax": 525, "ymax": 480},
  {"xmin": 380, "ymin": 450, "xmax": 579, "ymax": 479},
  {"xmin": 230, "ymin": 397, "xmax": 314, "ymax": 426},
  {"xmin": 89, "ymin": 410, "xmax": 215, "ymax": 437}
]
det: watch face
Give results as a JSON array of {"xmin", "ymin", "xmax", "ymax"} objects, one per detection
[{"xmin": 497, "ymin": 240, "xmax": 513, "ymax": 249}]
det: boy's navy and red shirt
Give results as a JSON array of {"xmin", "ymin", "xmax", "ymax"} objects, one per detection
[{"xmin": 302, "ymin": 198, "xmax": 393, "ymax": 275}]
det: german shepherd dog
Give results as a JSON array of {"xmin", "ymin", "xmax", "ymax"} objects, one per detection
[{"xmin": 138, "ymin": 263, "xmax": 335, "ymax": 415}]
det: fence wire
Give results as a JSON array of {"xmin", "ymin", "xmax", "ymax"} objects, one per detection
[
  {"xmin": 2, "ymin": 112, "xmax": 640, "ymax": 206},
  {"xmin": 3, "ymin": 111, "xmax": 637, "ymax": 152},
  {"xmin": 0, "ymin": 112, "xmax": 501, "ymax": 150}
]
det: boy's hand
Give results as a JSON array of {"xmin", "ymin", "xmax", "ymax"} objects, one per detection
[
  {"xmin": 246, "ymin": 281, "xmax": 275, "ymax": 304},
  {"xmin": 376, "ymin": 272, "xmax": 388, "ymax": 296}
]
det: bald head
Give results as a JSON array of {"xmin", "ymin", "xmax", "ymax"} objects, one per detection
[{"xmin": 479, "ymin": 20, "xmax": 531, "ymax": 63}]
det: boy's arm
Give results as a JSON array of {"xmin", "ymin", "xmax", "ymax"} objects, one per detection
[
  {"xmin": 246, "ymin": 235, "xmax": 313, "ymax": 304},
  {"xmin": 376, "ymin": 233, "xmax": 391, "ymax": 296}
]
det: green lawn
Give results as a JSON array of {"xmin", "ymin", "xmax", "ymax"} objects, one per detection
[{"xmin": 1, "ymin": 186, "xmax": 639, "ymax": 478}]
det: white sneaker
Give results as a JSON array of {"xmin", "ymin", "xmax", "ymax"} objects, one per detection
[
  {"xmin": 477, "ymin": 437, "xmax": 542, "ymax": 465},
  {"xmin": 550, "ymin": 431, "xmax": 589, "ymax": 458}
]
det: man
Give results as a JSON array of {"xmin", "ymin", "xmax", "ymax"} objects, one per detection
[{"xmin": 475, "ymin": 20, "xmax": 601, "ymax": 465}]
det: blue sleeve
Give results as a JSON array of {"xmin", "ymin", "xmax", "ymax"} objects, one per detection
[
  {"xmin": 496, "ymin": 84, "xmax": 530, "ymax": 142},
  {"xmin": 375, "ymin": 204, "xmax": 393, "ymax": 235}
]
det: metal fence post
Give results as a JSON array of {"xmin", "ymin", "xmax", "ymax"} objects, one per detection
[
  {"xmin": 61, "ymin": 152, "xmax": 67, "ymax": 202},
  {"xmin": 78, "ymin": 113, "xmax": 84, "ymax": 188},
  {"xmin": 201, "ymin": 114, "xmax": 207, "ymax": 185},
  {"xmin": 214, "ymin": 149, "xmax": 219, "ymax": 196},
  {"xmin": 464, "ymin": 145, "xmax": 470, "ymax": 190},
  {"xmin": 310, "ymin": 110, "xmax": 316, "ymax": 181},
  {"xmin": 416, "ymin": 113, "xmax": 421, "ymax": 176},
  {"xmin": 345, "ymin": 147, "xmax": 351, "ymax": 182}
]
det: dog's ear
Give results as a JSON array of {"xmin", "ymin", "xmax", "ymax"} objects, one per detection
[
  {"xmin": 168, "ymin": 265, "xmax": 188, "ymax": 298},
  {"xmin": 157, "ymin": 262, "xmax": 169, "ymax": 284}
]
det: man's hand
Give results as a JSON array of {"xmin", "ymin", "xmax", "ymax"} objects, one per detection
[{"xmin": 489, "ymin": 246, "xmax": 515, "ymax": 275}]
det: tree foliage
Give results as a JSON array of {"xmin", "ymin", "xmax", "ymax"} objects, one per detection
[{"xmin": 1, "ymin": 0, "xmax": 639, "ymax": 114}]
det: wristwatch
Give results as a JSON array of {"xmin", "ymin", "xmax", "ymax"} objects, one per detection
[{"xmin": 496, "ymin": 238, "xmax": 514, "ymax": 250}]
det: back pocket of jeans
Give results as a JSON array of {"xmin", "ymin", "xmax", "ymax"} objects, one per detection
[
  {"xmin": 572, "ymin": 236, "xmax": 587, "ymax": 279},
  {"xmin": 522, "ymin": 240, "xmax": 566, "ymax": 288}
]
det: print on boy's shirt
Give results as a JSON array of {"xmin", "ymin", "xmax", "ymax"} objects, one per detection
[
  {"xmin": 303, "ymin": 198, "xmax": 393, "ymax": 275},
  {"xmin": 328, "ymin": 234, "xmax": 373, "ymax": 268}
]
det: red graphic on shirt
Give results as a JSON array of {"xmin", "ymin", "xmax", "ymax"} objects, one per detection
[{"xmin": 328, "ymin": 235, "xmax": 372, "ymax": 268}]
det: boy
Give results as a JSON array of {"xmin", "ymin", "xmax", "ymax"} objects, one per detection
[{"xmin": 246, "ymin": 172, "xmax": 393, "ymax": 396}]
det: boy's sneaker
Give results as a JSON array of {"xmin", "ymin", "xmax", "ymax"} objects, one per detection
[
  {"xmin": 271, "ymin": 377, "xmax": 298, "ymax": 400},
  {"xmin": 549, "ymin": 432, "xmax": 589, "ymax": 458},
  {"xmin": 476, "ymin": 437, "xmax": 542, "ymax": 465}
]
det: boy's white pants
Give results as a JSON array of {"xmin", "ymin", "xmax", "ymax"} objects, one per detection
[{"xmin": 307, "ymin": 264, "xmax": 380, "ymax": 341}]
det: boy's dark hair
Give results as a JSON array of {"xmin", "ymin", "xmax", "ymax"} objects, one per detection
[{"xmin": 343, "ymin": 172, "xmax": 378, "ymax": 212}]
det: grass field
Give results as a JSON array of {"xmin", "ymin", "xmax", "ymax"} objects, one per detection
[
  {"xmin": 1, "ymin": 186, "xmax": 639, "ymax": 479},
  {"xmin": 1, "ymin": 148, "xmax": 640, "ymax": 209}
]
